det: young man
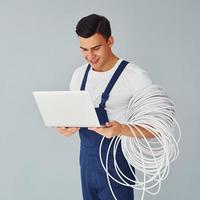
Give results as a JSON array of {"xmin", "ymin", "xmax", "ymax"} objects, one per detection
[{"xmin": 57, "ymin": 14, "xmax": 154, "ymax": 200}]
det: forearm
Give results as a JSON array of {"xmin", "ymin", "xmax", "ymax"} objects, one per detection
[{"xmin": 120, "ymin": 124, "xmax": 155, "ymax": 138}]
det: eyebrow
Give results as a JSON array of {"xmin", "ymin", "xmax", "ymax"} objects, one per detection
[{"xmin": 80, "ymin": 44, "xmax": 102, "ymax": 50}]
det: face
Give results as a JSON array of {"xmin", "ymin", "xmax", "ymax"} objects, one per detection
[{"xmin": 79, "ymin": 33, "xmax": 114, "ymax": 71}]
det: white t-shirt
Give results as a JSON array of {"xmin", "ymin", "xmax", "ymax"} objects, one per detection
[{"xmin": 69, "ymin": 58, "xmax": 152, "ymax": 123}]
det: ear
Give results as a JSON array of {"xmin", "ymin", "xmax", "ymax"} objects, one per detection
[{"xmin": 107, "ymin": 36, "xmax": 114, "ymax": 47}]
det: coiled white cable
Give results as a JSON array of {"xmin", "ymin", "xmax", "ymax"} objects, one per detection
[{"xmin": 99, "ymin": 85, "xmax": 181, "ymax": 200}]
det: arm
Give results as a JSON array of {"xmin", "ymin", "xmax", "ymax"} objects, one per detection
[{"xmin": 88, "ymin": 121, "xmax": 155, "ymax": 139}]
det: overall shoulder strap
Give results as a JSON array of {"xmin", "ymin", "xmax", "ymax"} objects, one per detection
[
  {"xmin": 80, "ymin": 64, "xmax": 91, "ymax": 90},
  {"xmin": 100, "ymin": 60, "xmax": 129, "ymax": 108}
]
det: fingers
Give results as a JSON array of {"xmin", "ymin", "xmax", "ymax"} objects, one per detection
[
  {"xmin": 56, "ymin": 127, "xmax": 80, "ymax": 136},
  {"xmin": 88, "ymin": 121, "xmax": 113, "ymax": 131},
  {"xmin": 56, "ymin": 121, "xmax": 120, "ymax": 138},
  {"xmin": 88, "ymin": 126, "xmax": 113, "ymax": 139},
  {"xmin": 88, "ymin": 121, "xmax": 122, "ymax": 138},
  {"xmin": 105, "ymin": 122, "xmax": 112, "ymax": 127}
]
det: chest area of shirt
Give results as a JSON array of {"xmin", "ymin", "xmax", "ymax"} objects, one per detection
[{"xmin": 84, "ymin": 73, "xmax": 132, "ymax": 107}]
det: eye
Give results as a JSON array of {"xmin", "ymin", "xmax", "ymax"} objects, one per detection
[
  {"xmin": 93, "ymin": 46, "xmax": 101, "ymax": 50},
  {"xmin": 81, "ymin": 49, "xmax": 88, "ymax": 52}
]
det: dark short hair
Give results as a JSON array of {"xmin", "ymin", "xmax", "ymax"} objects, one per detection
[{"xmin": 75, "ymin": 14, "xmax": 111, "ymax": 39}]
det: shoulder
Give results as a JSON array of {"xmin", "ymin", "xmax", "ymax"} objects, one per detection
[
  {"xmin": 69, "ymin": 63, "xmax": 89, "ymax": 90},
  {"xmin": 73, "ymin": 63, "xmax": 89, "ymax": 76},
  {"xmin": 123, "ymin": 61, "xmax": 153, "ymax": 92},
  {"xmin": 125, "ymin": 62, "xmax": 148, "ymax": 76}
]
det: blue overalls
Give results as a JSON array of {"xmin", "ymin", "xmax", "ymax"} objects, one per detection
[{"xmin": 79, "ymin": 60, "xmax": 135, "ymax": 200}]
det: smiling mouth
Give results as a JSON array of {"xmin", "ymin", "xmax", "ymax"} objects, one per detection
[{"xmin": 90, "ymin": 58, "xmax": 99, "ymax": 64}]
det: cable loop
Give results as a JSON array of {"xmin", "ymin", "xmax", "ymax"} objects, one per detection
[{"xmin": 99, "ymin": 85, "xmax": 181, "ymax": 200}]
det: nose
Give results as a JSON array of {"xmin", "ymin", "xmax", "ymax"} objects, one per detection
[{"xmin": 86, "ymin": 50, "xmax": 96, "ymax": 61}]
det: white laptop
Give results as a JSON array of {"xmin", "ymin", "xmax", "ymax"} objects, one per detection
[{"xmin": 32, "ymin": 91, "xmax": 101, "ymax": 127}]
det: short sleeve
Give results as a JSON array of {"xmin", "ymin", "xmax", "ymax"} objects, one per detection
[
  {"xmin": 134, "ymin": 70, "xmax": 152, "ymax": 93},
  {"xmin": 124, "ymin": 64, "xmax": 153, "ymax": 96},
  {"xmin": 69, "ymin": 69, "xmax": 79, "ymax": 91},
  {"xmin": 69, "ymin": 64, "xmax": 88, "ymax": 91}
]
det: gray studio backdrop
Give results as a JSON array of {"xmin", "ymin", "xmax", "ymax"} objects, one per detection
[{"xmin": 0, "ymin": 0, "xmax": 199, "ymax": 200}]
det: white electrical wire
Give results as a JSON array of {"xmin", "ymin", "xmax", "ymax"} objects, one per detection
[{"xmin": 99, "ymin": 84, "xmax": 181, "ymax": 200}]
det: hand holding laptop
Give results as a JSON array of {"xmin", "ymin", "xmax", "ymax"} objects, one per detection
[{"xmin": 56, "ymin": 127, "xmax": 80, "ymax": 137}]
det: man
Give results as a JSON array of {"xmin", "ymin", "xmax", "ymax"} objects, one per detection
[{"xmin": 57, "ymin": 14, "xmax": 154, "ymax": 200}]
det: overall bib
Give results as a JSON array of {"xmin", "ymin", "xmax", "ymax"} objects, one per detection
[{"xmin": 79, "ymin": 60, "xmax": 135, "ymax": 200}]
